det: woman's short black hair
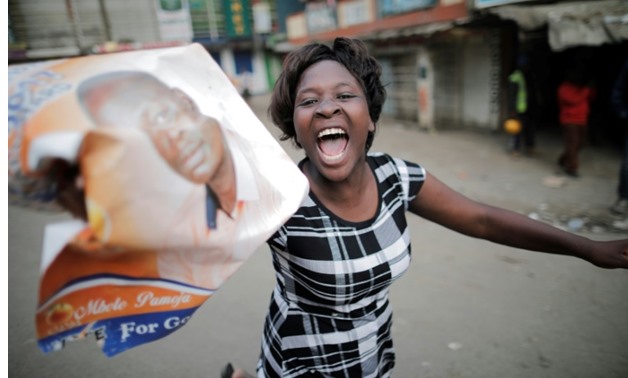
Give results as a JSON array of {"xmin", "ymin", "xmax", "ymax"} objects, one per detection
[{"xmin": 268, "ymin": 37, "xmax": 386, "ymax": 151}]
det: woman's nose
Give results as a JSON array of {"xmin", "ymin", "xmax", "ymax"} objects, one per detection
[{"xmin": 315, "ymin": 98, "xmax": 340, "ymax": 117}]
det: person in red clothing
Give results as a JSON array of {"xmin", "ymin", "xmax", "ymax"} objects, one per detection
[{"xmin": 557, "ymin": 66, "xmax": 595, "ymax": 177}]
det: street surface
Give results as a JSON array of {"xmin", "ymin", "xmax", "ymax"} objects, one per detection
[{"xmin": 8, "ymin": 93, "xmax": 628, "ymax": 377}]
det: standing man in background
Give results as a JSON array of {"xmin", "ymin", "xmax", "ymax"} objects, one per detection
[
  {"xmin": 507, "ymin": 55, "xmax": 535, "ymax": 156},
  {"xmin": 556, "ymin": 63, "xmax": 595, "ymax": 178}
]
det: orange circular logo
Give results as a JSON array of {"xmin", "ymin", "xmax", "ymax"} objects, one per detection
[{"xmin": 46, "ymin": 303, "xmax": 74, "ymax": 324}]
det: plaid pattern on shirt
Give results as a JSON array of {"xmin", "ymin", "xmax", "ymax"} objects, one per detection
[{"xmin": 257, "ymin": 153, "xmax": 425, "ymax": 378}]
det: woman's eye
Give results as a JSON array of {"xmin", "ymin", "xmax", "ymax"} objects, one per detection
[
  {"xmin": 298, "ymin": 99, "xmax": 317, "ymax": 107},
  {"xmin": 337, "ymin": 93, "xmax": 354, "ymax": 100}
]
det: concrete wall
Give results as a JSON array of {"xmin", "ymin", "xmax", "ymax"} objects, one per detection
[{"xmin": 461, "ymin": 32, "xmax": 499, "ymax": 130}]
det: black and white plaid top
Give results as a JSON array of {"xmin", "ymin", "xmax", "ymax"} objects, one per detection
[{"xmin": 257, "ymin": 153, "xmax": 426, "ymax": 377}]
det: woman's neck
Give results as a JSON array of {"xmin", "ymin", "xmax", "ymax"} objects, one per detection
[{"xmin": 304, "ymin": 158, "xmax": 378, "ymax": 222}]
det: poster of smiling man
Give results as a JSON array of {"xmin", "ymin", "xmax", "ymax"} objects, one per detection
[{"xmin": 8, "ymin": 44, "xmax": 308, "ymax": 356}]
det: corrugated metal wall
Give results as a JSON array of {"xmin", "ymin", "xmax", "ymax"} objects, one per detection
[
  {"xmin": 7, "ymin": 0, "xmax": 234, "ymax": 54},
  {"xmin": 8, "ymin": 0, "xmax": 162, "ymax": 52},
  {"xmin": 9, "ymin": 0, "xmax": 105, "ymax": 50},
  {"xmin": 461, "ymin": 30, "xmax": 501, "ymax": 130},
  {"xmin": 431, "ymin": 40, "xmax": 462, "ymax": 128},
  {"xmin": 103, "ymin": 0, "xmax": 160, "ymax": 43},
  {"xmin": 378, "ymin": 53, "xmax": 419, "ymax": 122}
]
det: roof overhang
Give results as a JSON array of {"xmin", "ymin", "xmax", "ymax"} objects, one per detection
[
  {"xmin": 488, "ymin": 0, "xmax": 628, "ymax": 51},
  {"xmin": 363, "ymin": 20, "xmax": 461, "ymax": 41}
]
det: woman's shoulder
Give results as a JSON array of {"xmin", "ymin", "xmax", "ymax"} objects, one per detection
[
  {"xmin": 367, "ymin": 152, "xmax": 426, "ymax": 184},
  {"xmin": 368, "ymin": 152, "xmax": 426, "ymax": 200}
]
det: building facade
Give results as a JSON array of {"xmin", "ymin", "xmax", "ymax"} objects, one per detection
[
  {"xmin": 8, "ymin": 0, "xmax": 628, "ymax": 136},
  {"xmin": 8, "ymin": 0, "xmax": 280, "ymax": 96},
  {"xmin": 278, "ymin": 0, "xmax": 628, "ymax": 135}
]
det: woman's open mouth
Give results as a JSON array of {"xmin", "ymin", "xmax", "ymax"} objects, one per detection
[{"xmin": 317, "ymin": 127, "xmax": 348, "ymax": 162}]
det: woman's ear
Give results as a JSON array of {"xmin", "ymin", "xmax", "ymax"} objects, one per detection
[{"xmin": 369, "ymin": 121, "xmax": 375, "ymax": 133}]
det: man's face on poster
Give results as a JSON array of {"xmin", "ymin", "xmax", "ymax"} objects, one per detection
[
  {"xmin": 81, "ymin": 72, "xmax": 229, "ymax": 186},
  {"xmin": 136, "ymin": 86, "xmax": 227, "ymax": 186}
]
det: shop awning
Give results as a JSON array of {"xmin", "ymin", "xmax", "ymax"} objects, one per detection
[
  {"xmin": 364, "ymin": 20, "xmax": 461, "ymax": 41},
  {"xmin": 273, "ymin": 21, "xmax": 462, "ymax": 52},
  {"xmin": 488, "ymin": 0, "xmax": 628, "ymax": 51}
]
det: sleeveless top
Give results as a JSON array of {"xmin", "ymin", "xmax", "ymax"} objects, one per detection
[{"xmin": 258, "ymin": 153, "xmax": 425, "ymax": 377}]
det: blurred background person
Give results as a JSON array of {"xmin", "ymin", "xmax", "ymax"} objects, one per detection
[
  {"xmin": 507, "ymin": 54, "xmax": 535, "ymax": 156},
  {"xmin": 557, "ymin": 62, "xmax": 595, "ymax": 177}
]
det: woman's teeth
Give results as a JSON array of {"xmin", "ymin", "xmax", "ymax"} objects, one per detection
[
  {"xmin": 317, "ymin": 127, "xmax": 346, "ymax": 138},
  {"xmin": 317, "ymin": 128, "xmax": 348, "ymax": 159}
]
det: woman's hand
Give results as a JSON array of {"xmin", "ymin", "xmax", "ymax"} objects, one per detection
[{"xmin": 585, "ymin": 239, "xmax": 628, "ymax": 269}]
